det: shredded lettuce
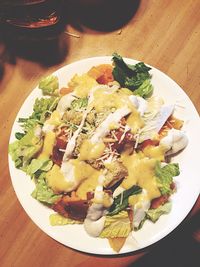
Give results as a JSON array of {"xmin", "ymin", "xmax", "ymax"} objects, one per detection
[
  {"xmin": 31, "ymin": 172, "xmax": 61, "ymax": 204},
  {"xmin": 49, "ymin": 213, "xmax": 82, "ymax": 226},
  {"xmin": 133, "ymin": 79, "xmax": 153, "ymax": 98},
  {"xmin": 26, "ymin": 158, "xmax": 53, "ymax": 176},
  {"xmin": 146, "ymin": 202, "xmax": 172, "ymax": 222},
  {"xmin": 100, "ymin": 211, "xmax": 131, "ymax": 238},
  {"xmin": 9, "ymin": 128, "xmax": 43, "ymax": 169},
  {"xmin": 18, "ymin": 97, "xmax": 59, "ymax": 132},
  {"xmin": 39, "ymin": 75, "xmax": 59, "ymax": 96},
  {"xmin": 155, "ymin": 162, "xmax": 180, "ymax": 195}
]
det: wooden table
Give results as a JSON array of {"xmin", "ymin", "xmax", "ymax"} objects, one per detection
[{"xmin": 0, "ymin": 1, "xmax": 199, "ymax": 266}]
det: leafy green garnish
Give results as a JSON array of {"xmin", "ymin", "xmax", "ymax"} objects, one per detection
[
  {"xmin": 155, "ymin": 162, "xmax": 180, "ymax": 195},
  {"xmin": 108, "ymin": 185, "xmax": 142, "ymax": 216},
  {"xmin": 39, "ymin": 75, "xmax": 59, "ymax": 96},
  {"xmin": 146, "ymin": 202, "xmax": 172, "ymax": 222},
  {"xmin": 112, "ymin": 53, "xmax": 152, "ymax": 96},
  {"xmin": 31, "ymin": 172, "xmax": 61, "ymax": 205}
]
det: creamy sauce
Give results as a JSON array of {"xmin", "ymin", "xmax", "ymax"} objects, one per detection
[
  {"xmin": 62, "ymin": 107, "xmax": 91, "ymax": 161},
  {"xmin": 139, "ymin": 104, "xmax": 175, "ymax": 142},
  {"xmin": 46, "ymin": 159, "xmax": 100, "ymax": 193},
  {"xmin": 91, "ymin": 107, "xmax": 131, "ymax": 143},
  {"xmin": 129, "ymin": 190, "xmax": 150, "ymax": 228},
  {"xmin": 87, "ymin": 84, "xmax": 117, "ymax": 107},
  {"xmin": 69, "ymin": 74, "xmax": 98, "ymax": 98},
  {"xmin": 160, "ymin": 128, "xmax": 188, "ymax": 155},
  {"xmin": 79, "ymin": 139, "xmax": 105, "ymax": 161},
  {"xmin": 84, "ymin": 203, "xmax": 106, "ymax": 237},
  {"xmin": 91, "ymin": 87, "xmax": 125, "ymax": 112},
  {"xmin": 84, "ymin": 216, "xmax": 106, "ymax": 237},
  {"xmin": 39, "ymin": 131, "xmax": 56, "ymax": 159},
  {"xmin": 121, "ymin": 152, "xmax": 161, "ymax": 200},
  {"xmin": 76, "ymin": 168, "xmax": 102, "ymax": 200},
  {"xmin": 126, "ymin": 111, "xmax": 145, "ymax": 134},
  {"xmin": 56, "ymin": 92, "xmax": 76, "ymax": 116},
  {"xmin": 129, "ymin": 95, "xmax": 147, "ymax": 116},
  {"xmin": 155, "ymin": 105, "xmax": 175, "ymax": 132},
  {"xmin": 88, "ymin": 85, "xmax": 144, "ymax": 140},
  {"xmin": 143, "ymin": 145, "xmax": 166, "ymax": 161},
  {"xmin": 42, "ymin": 110, "xmax": 61, "ymax": 133},
  {"xmin": 92, "ymin": 174, "xmax": 113, "ymax": 208},
  {"xmin": 113, "ymin": 186, "xmax": 125, "ymax": 198},
  {"xmin": 46, "ymin": 163, "xmax": 75, "ymax": 193}
]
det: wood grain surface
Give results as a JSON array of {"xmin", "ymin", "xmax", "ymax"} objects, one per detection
[{"xmin": 0, "ymin": 1, "xmax": 199, "ymax": 266}]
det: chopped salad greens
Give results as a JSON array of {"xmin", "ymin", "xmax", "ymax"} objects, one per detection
[{"xmin": 39, "ymin": 75, "xmax": 59, "ymax": 96}]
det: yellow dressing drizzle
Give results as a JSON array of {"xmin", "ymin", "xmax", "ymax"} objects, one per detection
[
  {"xmin": 143, "ymin": 145, "xmax": 167, "ymax": 161},
  {"xmin": 126, "ymin": 111, "xmax": 144, "ymax": 134},
  {"xmin": 79, "ymin": 139, "xmax": 105, "ymax": 161},
  {"xmin": 39, "ymin": 131, "xmax": 56, "ymax": 159},
  {"xmin": 91, "ymin": 88, "xmax": 133, "ymax": 112},
  {"xmin": 121, "ymin": 152, "xmax": 161, "ymax": 200},
  {"xmin": 45, "ymin": 110, "xmax": 61, "ymax": 126},
  {"xmin": 69, "ymin": 74, "xmax": 97, "ymax": 98},
  {"xmin": 76, "ymin": 171, "xmax": 102, "ymax": 200},
  {"xmin": 46, "ymin": 159, "xmax": 101, "ymax": 194},
  {"xmin": 46, "ymin": 164, "xmax": 74, "ymax": 193}
]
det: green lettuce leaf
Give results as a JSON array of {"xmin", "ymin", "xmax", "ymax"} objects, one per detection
[
  {"xmin": 26, "ymin": 158, "xmax": 53, "ymax": 176},
  {"xmin": 31, "ymin": 172, "xmax": 61, "ymax": 204},
  {"xmin": 18, "ymin": 96, "xmax": 59, "ymax": 132},
  {"xmin": 133, "ymin": 79, "xmax": 153, "ymax": 98},
  {"xmin": 108, "ymin": 185, "xmax": 142, "ymax": 216},
  {"xmin": 112, "ymin": 53, "xmax": 152, "ymax": 94},
  {"xmin": 49, "ymin": 213, "xmax": 82, "ymax": 226},
  {"xmin": 155, "ymin": 162, "xmax": 180, "ymax": 195},
  {"xmin": 146, "ymin": 202, "xmax": 172, "ymax": 222},
  {"xmin": 9, "ymin": 128, "xmax": 43, "ymax": 169},
  {"xmin": 39, "ymin": 75, "xmax": 59, "ymax": 96},
  {"xmin": 100, "ymin": 211, "xmax": 131, "ymax": 238},
  {"xmin": 15, "ymin": 132, "xmax": 25, "ymax": 140}
]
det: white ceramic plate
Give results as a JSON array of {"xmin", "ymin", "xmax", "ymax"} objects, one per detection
[{"xmin": 8, "ymin": 56, "xmax": 200, "ymax": 255}]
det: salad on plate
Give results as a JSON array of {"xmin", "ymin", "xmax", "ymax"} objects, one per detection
[{"xmin": 9, "ymin": 53, "xmax": 188, "ymax": 252}]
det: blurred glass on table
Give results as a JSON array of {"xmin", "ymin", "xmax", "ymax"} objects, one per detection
[
  {"xmin": 0, "ymin": 0, "xmax": 61, "ymax": 29},
  {"xmin": 0, "ymin": 1, "xmax": 67, "ymax": 66}
]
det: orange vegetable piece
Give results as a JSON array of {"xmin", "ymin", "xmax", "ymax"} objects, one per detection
[
  {"xmin": 159, "ymin": 115, "xmax": 184, "ymax": 138},
  {"xmin": 60, "ymin": 87, "xmax": 73, "ymax": 96},
  {"xmin": 108, "ymin": 237, "xmax": 127, "ymax": 253},
  {"xmin": 88, "ymin": 66, "xmax": 102, "ymax": 80},
  {"xmin": 88, "ymin": 64, "xmax": 114, "ymax": 84},
  {"xmin": 168, "ymin": 115, "xmax": 183, "ymax": 129}
]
